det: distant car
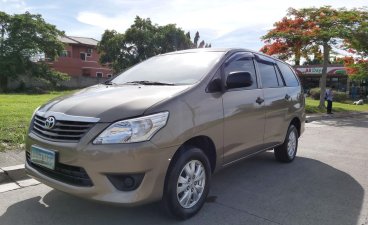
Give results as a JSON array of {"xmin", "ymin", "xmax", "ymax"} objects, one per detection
[{"xmin": 26, "ymin": 48, "xmax": 305, "ymax": 219}]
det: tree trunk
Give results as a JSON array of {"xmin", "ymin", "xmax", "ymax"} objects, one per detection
[
  {"xmin": 318, "ymin": 41, "xmax": 330, "ymax": 109},
  {"xmin": 295, "ymin": 50, "xmax": 301, "ymax": 66}
]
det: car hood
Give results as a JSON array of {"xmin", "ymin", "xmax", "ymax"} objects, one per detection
[{"xmin": 38, "ymin": 84, "xmax": 190, "ymax": 122}]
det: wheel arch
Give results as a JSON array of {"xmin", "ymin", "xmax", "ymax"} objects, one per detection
[{"xmin": 290, "ymin": 117, "xmax": 301, "ymax": 137}]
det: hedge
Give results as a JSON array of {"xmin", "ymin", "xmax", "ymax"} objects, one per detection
[{"xmin": 309, "ymin": 88, "xmax": 347, "ymax": 102}]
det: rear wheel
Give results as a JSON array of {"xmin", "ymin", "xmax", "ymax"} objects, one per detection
[
  {"xmin": 274, "ymin": 125, "xmax": 298, "ymax": 162},
  {"xmin": 163, "ymin": 146, "xmax": 211, "ymax": 220}
]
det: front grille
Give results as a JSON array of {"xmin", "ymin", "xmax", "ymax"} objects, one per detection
[
  {"xmin": 32, "ymin": 115, "xmax": 95, "ymax": 142},
  {"xmin": 26, "ymin": 151, "xmax": 93, "ymax": 187}
]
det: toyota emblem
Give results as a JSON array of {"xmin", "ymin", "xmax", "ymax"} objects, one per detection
[{"xmin": 45, "ymin": 116, "xmax": 56, "ymax": 129}]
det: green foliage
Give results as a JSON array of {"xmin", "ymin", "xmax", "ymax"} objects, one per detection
[
  {"xmin": 342, "ymin": 8, "xmax": 368, "ymax": 56},
  {"xmin": 309, "ymin": 87, "xmax": 322, "ymax": 100},
  {"xmin": 98, "ymin": 16, "xmax": 210, "ymax": 74},
  {"xmin": 309, "ymin": 87, "xmax": 347, "ymax": 102},
  {"xmin": 193, "ymin": 31, "xmax": 200, "ymax": 48},
  {"xmin": 0, "ymin": 11, "xmax": 68, "ymax": 92},
  {"xmin": 348, "ymin": 60, "xmax": 368, "ymax": 80}
]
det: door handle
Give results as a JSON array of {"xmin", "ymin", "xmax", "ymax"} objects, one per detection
[
  {"xmin": 285, "ymin": 94, "xmax": 291, "ymax": 100},
  {"xmin": 256, "ymin": 97, "xmax": 264, "ymax": 105}
]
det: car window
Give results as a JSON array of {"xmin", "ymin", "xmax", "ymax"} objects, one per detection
[
  {"xmin": 112, "ymin": 52, "xmax": 224, "ymax": 85},
  {"xmin": 276, "ymin": 62, "xmax": 299, "ymax": 87},
  {"xmin": 275, "ymin": 66, "xmax": 285, "ymax": 86},
  {"xmin": 224, "ymin": 57, "xmax": 257, "ymax": 90},
  {"xmin": 258, "ymin": 62, "xmax": 279, "ymax": 88}
]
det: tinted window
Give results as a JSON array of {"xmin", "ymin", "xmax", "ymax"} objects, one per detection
[
  {"xmin": 275, "ymin": 66, "xmax": 285, "ymax": 86},
  {"xmin": 224, "ymin": 57, "xmax": 257, "ymax": 89},
  {"xmin": 277, "ymin": 62, "xmax": 299, "ymax": 87},
  {"xmin": 113, "ymin": 52, "xmax": 224, "ymax": 85},
  {"xmin": 258, "ymin": 62, "xmax": 279, "ymax": 88}
]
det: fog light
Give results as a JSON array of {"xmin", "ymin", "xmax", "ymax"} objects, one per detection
[
  {"xmin": 123, "ymin": 176, "xmax": 135, "ymax": 188},
  {"xmin": 106, "ymin": 174, "xmax": 144, "ymax": 191}
]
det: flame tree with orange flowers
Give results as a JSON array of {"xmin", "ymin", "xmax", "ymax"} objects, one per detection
[{"xmin": 261, "ymin": 6, "xmax": 367, "ymax": 109}]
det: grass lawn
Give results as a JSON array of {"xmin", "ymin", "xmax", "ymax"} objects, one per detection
[
  {"xmin": 305, "ymin": 98, "xmax": 368, "ymax": 114},
  {"xmin": 0, "ymin": 92, "xmax": 367, "ymax": 152},
  {"xmin": 0, "ymin": 91, "xmax": 74, "ymax": 151}
]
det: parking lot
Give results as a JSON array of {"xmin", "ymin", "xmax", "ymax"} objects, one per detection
[{"xmin": 0, "ymin": 115, "xmax": 367, "ymax": 225}]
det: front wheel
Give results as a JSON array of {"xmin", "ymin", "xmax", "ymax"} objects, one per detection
[
  {"xmin": 162, "ymin": 147, "xmax": 211, "ymax": 220},
  {"xmin": 274, "ymin": 125, "xmax": 298, "ymax": 162}
]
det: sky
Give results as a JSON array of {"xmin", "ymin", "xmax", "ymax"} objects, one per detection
[{"xmin": 1, "ymin": 0, "xmax": 367, "ymax": 51}]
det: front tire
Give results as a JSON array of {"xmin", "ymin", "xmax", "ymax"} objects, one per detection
[
  {"xmin": 163, "ymin": 146, "xmax": 211, "ymax": 220},
  {"xmin": 274, "ymin": 125, "xmax": 298, "ymax": 162}
]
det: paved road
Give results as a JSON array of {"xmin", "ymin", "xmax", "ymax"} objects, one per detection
[{"xmin": 0, "ymin": 116, "xmax": 367, "ymax": 225}]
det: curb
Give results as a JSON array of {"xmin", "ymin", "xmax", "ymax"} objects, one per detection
[
  {"xmin": 0, "ymin": 164, "xmax": 40, "ymax": 193},
  {"xmin": 306, "ymin": 112, "xmax": 368, "ymax": 123}
]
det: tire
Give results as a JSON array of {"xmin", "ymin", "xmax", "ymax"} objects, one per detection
[
  {"xmin": 274, "ymin": 125, "xmax": 298, "ymax": 163},
  {"xmin": 162, "ymin": 146, "xmax": 211, "ymax": 220}
]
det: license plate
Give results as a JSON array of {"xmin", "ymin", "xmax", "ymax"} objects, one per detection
[{"xmin": 30, "ymin": 146, "xmax": 56, "ymax": 170}]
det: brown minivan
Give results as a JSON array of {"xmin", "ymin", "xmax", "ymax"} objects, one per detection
[{"xmin": 26, "ymin": 48, "xmax": 305, "ymax": 219}]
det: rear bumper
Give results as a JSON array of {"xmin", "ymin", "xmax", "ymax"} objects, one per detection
[{"xmin": 26, "ymin": 133, "xmax": 179, "ymax": 206}]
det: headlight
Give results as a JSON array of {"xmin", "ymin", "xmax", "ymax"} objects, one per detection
[{"xmin": 93, "ymin": 112, "xmax": 169, "ymax": 144}]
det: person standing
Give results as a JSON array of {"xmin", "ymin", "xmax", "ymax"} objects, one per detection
[{"xmin": 325, "ymin": 86, "xmax": 334, "ymax": 114}]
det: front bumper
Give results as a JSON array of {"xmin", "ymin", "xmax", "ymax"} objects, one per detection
[{"xmin": 25, "ymin": 131, "xmax": 179, "ymax": 206}]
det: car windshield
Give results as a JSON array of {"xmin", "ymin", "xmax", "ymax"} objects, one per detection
[{"xmin": 112, "ymin": 51, "xmax": 224, "ymax": 85}]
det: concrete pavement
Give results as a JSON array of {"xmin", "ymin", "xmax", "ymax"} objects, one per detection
[{"xmin": 0, "ymin": 115, "xmax": 367, "ymax": 225}]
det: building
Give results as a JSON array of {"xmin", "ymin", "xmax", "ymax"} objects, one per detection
[
  {"xmin": 294, "ymin": 64, "xmax": 368, "ymax": 98},
  {"xmin": 50, "ymin": 36, "xmax": 112, "ymax": 78},
  {"xmin": 294, "ymin": 65, "xmax": 348, "ymax": 92}
]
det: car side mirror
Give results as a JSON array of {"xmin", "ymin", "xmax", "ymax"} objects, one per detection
[
  {"xmin": 226, "ymin": 71, "xmax": 253, "ymax": 89},
  {"xmin": 207, "ymin": 78, "xmax": 222, "ymax": 92}
]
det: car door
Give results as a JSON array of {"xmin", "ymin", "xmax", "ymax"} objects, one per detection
[
  {"xmin": 222, "ymin": 52, "xmax": 266, "ymax": 164},
  {"xmin": 255, "ymin": 54, "xmax": 289, "ymax": 147}
]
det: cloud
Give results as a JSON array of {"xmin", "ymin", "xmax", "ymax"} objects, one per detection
[
  {"xmin": 0, "ymin": 0, "xmax": 27, "ymax": 13},
  {"xmin": 77, "ymin": 12, "xmax": 131, "ymax": 32}
]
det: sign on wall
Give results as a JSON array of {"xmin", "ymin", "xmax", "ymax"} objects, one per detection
[{"xmin": 295, "ymin": 66, "xmax": 347, "ymax": 76}]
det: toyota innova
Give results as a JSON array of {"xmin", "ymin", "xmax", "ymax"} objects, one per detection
[{"xmin": 26, "ymin": 48, "xmax": 305, "ymax": 219}]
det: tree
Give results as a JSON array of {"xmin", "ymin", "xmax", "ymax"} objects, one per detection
[
  {"xmin": 0, "ymin": 11, "xmax": 67, "ymax": 92},
  {"xmin": 260, "ymin": 16, "xmax": 318, "ymax": 65},
  {"xmin": 344, "ymin": 57, "xmax": 368, "ymax": 80},
  {"xmin": 262, "ymin": 7, "xmax": 366, "ymax": 108},
  {"xmin": 343, "ymin": 9, "xmax": 368, "ymax": 80},
  {"xmin": 343, "ymin": 9, "xmax": 368, "ymax": 56},
  {"xmin": 98, "ymin": 16, "xmax": 210, "ymax": 74},
  {"xmin": 193, "ymin": 31, "xmax": 200, "ymax": 48}
]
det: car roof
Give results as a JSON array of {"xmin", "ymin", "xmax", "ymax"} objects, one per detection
[{"xmin": 161, "ymin": 48, "xmax": 289, "ymax": 66}]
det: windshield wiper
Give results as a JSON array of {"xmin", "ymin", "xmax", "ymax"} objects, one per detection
[
  {"xmin": 103, "ymin": 79, "xmax": 116, "ymax": 85},
  {"xmin": 125, "ymin": 81, "xmax": 175, "ymax": 86}
]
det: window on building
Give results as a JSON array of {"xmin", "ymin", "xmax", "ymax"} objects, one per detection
[
  {"xmin": 107, "ymin": 74, "xmax": 112, "ymax": 78},
  {"xmin": 276, "ymin": 62, "xmax": 299, "ymax": 87},
  {"xmin": 80, "ymin": 53, "xmax": 86, "ymax": 61},
  {"xmin": 96, "ymin": 72, "xmax": 103, "ymax": 78},
  {"xmin": 224, "ymin": 56, "xmax": 257, "ymax": 90},
  {"xmin": 258, "ymin": 62, "xmax": 279, "ymax": 88}
]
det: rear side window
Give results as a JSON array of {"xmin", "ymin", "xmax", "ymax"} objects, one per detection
[
  {"xmin": 276, "ymin": 62, "xmax": 299, "ymax": 87},
  {"xmin": 224, "ymin": 57, "xmax": 257, "ymax": 90},
  {"xmin": 258, "ymin": 62, "xmax": 279, "ymax": 88}
]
